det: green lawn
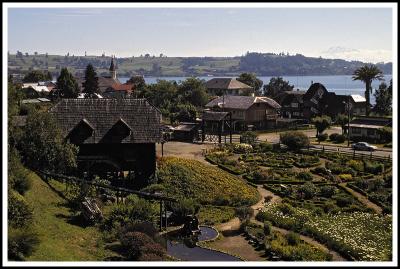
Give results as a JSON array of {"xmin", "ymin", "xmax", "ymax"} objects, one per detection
[{"xmin": 24, "ymin": 171, "xmax": 116, "ymax": 261}]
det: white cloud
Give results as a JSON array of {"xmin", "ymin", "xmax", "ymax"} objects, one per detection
[{"xmin": 320, "ymin": 46, "xmax": 392, "ymax": 63}]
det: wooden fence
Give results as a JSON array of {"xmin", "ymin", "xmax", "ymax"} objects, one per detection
[{"xmin": 303, "ymin": 146, "xmax": 392, "ymax": 163}]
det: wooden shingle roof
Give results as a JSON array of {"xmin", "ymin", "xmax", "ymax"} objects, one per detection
[
  {"xmin": 205, "ymin": 96, "xmax": 281, "ymax": 110},
  {"xmin": 50, "ymin": 98, "xmax": 162, "ymax": 144},
  {"xmin": 204, "ymin": 78, "xmax": 253, "ymax": 90}
]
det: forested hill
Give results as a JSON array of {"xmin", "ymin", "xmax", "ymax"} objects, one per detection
[{"xmin": 8, "ymin": 52, "xmax": 392, "ymax": 78}]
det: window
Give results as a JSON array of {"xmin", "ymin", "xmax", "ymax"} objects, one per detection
[
  {"xmin": 317, "ymin": 88, "xmax": 324, "ymax": 98},
  {"xmin": 367, "ymin": 129, "xmax": 376, "ymax": 136},
  {"xmin": 291, "ymin": 103, "xmax": 299, "ymax": 108},
  {"xmin": 310, "ymin": 98, "xmax": 318, "ymax": 105},
  {"xmin": 352, "ymin": 127, "xmax": 361, "ymax": 134},
  {"xmin": 236, "ymin": 111, "xmax": 244, "ymax": 118}
]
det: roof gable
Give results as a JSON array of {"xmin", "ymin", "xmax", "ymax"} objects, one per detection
[
  {"xmin": 205, "ymin": 95, "xmax": 281, "ymax": 110},
  {"xmin": 205, "ymin": 78, "xmax": 253, "ymax": 90},
  {"xmin": 50, "ymin": 98, "xmax": 162, "ymax": 144}
]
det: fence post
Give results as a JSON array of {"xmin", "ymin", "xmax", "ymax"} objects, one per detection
[
  {"xmin": 353, "ymin": 149, "xmax": 355, "ymax": 159},
  {"xmin": 370, "ymin": 151, "xmax": 372, "ymax": 160},
  {"xmin": 322, "ymin": 145, "xmax": 325, "ymax": 152}
]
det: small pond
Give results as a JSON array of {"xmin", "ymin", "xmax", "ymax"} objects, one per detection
[{"xmin": 165, "ymin": 226, "xmax": 242, "ymax": 261}]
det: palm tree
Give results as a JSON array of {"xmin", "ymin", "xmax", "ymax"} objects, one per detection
[{"xmin": 352, "ymin": 65, "xmax": 384, "ymax": 116}]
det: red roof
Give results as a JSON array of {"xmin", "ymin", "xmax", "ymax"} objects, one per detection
[{"xmin": 108, "ymin": 83, "xmax": 134, "ymax": 92}]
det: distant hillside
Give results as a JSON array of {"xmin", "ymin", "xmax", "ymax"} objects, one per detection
[{"xmin": 8, "ymin": 52, "xmax": 392, "ymax": 78}]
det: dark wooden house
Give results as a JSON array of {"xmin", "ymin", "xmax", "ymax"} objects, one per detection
[
  {"xmin": 274, "ymin": 90, "xmax": 306, "ymax": 119},
  {"xmin": 50, "ymin": 98, "xmax": 162, "ymax": 189},
  {"xmin": 205, "ymin": 96, "xmax": 280, "ymax": 130},
  {"xmin": 172, "ymin": 122, "xmax": 200, "ymax": 142}
]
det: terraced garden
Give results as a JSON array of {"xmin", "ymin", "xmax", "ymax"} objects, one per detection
[{"xmin": 205, "ymin": 143, "xmax": 393, "ymax": 261}]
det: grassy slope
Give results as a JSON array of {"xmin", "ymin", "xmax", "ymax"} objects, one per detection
[
  {"xmin": 24, "ymin": 171, "xmax": 114, "ymax": 261},
  {"xmin": 157, "ymin": 157, "xmax": 260, "ymax": 206}
]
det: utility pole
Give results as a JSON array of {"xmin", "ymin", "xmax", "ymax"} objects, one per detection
[{"xmin": 347, "ymin": 95, "xmax": 351, "ymax": 147}]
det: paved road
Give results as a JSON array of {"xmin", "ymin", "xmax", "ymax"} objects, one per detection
[
  {"xmin": 258, "ymin": 126, "xmax": 392, "ymax": 158},
  {"xmin": 311, "ymin": 144, "xmax": 392, "ymax": 158}
]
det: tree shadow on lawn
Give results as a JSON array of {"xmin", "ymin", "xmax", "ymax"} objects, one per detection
[{"xmin": 54, "ymin": 212, "xmax": 92, "ymax": 228}]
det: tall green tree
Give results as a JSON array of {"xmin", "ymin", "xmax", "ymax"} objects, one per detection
[
  {"xmin": 19, "ymin": 110, "xmax": 78, "ymax": 173},
  {"xmin": 237, "ymin": 73, "xmax": 263, "ymax": 96},
  {"xmin": 127, "ymin": 75, "xmax": 147, "ymax": 97},
  {"xmin": 22, "ymin": 70, "xmax": 52, "ymax": 83},
  {"xmin": 56, "ymin": 68, "xmax": 79, "ymax": 98},
  {"xmin": 178, "ymin": 77, "xmax": 209, "ymax": 106},
  {"xmin": 372, "ymin": 80, "xmax": 392, "ymax": 116},
  {"xmin": 312, "ymin": 115, "xmax": 332, "ymax": 136},
  {"xmin": 352, "ymin": 65, "xmax": 384, "ymax": 116},
  {"xmin": 82, "ymin": 64, "xmax": 99, "ymax": 98},
  {"xmin": 336, "ymin": 114, "xmax": 349, "ymax": 135},
  {"xmin": 263, "ymin": 77, "xmax": 294, "ymax": 97}
]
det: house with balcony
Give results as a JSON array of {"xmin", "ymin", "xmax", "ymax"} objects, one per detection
[
  {"xmin": 346, "ymin": 116, "xmax": 391, "ymax": 142},
  {"xmin": 205, "ymin": 95, "xmax": 281, "ymax": 130},
  {"xmin": 204, "ymin": 78, "xmax": 254, "ymax": 96}
]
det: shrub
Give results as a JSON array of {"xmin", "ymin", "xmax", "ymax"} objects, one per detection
[
  {"xmin": 377, "ymin": 127, "xmax": 392, "ymax": 143},
  {"xmin": 264, "ymin": 195, "xmax": 273, "ymax": 203},
  {"xmin": 119, "ymin": 231, "xmax": 165, "ymax": 261},
  {"xmin": 102, "ymin": 195, "xmax": 159, "ymax": 231},
  {"xmin": 8, "ymin": 149, "xmax": 31, "ymax": 195},
  {"xmin": 255, "ymin": 211, "xmax": 268, "ymax": 222},
  {"xmin": 280, "ymin": 131, "xmax": 310, "ymax": 151},
  {"xmin": 317, "ymin": 133, "xmax": 328, "ymax": 142},
  {"xmin": 312, "ymin": 115, "xmax": 332, "ymax": 136},
  {"xmin": 329, "ymin": 133, "xmax": 339, "ymax": 141},
  {"xmin": 171, "ymin": 198, "xmax": 200, "ymax": 223},
  {"xmin": 249, "ymin": 169, "xmax": 272, "ymax": 183},
  {"xmin": 339, "ymin": 174, "xmax": 353, "ymax": 181},
  {"xmin": 347, "ymin": 160, "xmax": 364, "ymax": 172},
  {"xmin": 335, "ymin": 195, "xmax": 354, "ymax": 207},
  {"xmin": 296, "ymin": 172, "xmax": 313, "ymax": 181},
  {"xmin": 8, "ymin": 191, "xmax": 33, "ymax": 228},
  {"xmin": 233, "ymin": 143, "xmax": 253, "ymax": 154},
  {"xmin": 241, "ymin": 131, "xmax": 258, "ymax": 144},
  {"xmin": 277, "ymin": 203, "xmax": 295, "ymax": 216},
  {"xmin": 8, "ymin": 227, "xmax": 39, "ymax": 261},
  {"xmin": 272, "ymin": 143, "xmax": 281, "ymax": 151},
  {"xmin": 298, "ymin": 182, "xmax": 317, "ymax": 199},
  {"xmin": 335, "ymin": 134, "xmax": 346, "ymax": 143},
  {"xmin": 263, "ymin": 221, "xmax": 272, "ymax": 236},
  {"xmin": 259, "ymin": 142, "xmax": 273, "ymax": 152},
  {"xmin": 312, "ymin": 166, "xmax": 328, "ymax": 175},
  {"xmin": 240, "ymin": 219, "xmax": 251, "ymax": 234},
  {"xmin": 364, "ymin": 161, "xmax": 384, "ymax": 175},
  {"xmin": 235, "ymin": 206, "xmax": 254, "ymax": 221},
  {"xmin": 286, "ymin": 231, "xmax": 300, "ymax": 246},
  {"xmin": 319, "ymin": 185, "xmax": 336, "ymax": 198}
]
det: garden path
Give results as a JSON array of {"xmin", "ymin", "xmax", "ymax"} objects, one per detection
[
  {"xmin": 251, "ymin": 185, "xmax": 347, "ymax": 262},
  {"xmin": 339, "ymin": 183, "xmax": 383, "ymax": 214}
]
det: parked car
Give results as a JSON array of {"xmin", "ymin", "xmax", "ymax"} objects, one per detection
[{"xmin": 351, "ymin": 142, "xmax": 377, "ymax": 151}]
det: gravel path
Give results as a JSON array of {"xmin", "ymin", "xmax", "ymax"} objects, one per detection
[
  {"xmin": 250, "ymin": 185, "xmax": 347, "ymax": 262},
  {"xmin": 339, "ymin": 183, "xmax": 383, "ymax": 214}
]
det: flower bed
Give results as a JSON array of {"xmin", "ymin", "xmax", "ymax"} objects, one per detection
[{"xmin": 258, "ymin": 203, "xmax": 392, "ymax": 261}]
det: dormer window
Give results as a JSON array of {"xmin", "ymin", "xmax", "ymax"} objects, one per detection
[
  {"xmin": 67, "ymin": 118, "xmax": 94, "ymax": 144},
  {"xmin": 101, "ymin": 118, "xmax": 132, "ymax": 143}
]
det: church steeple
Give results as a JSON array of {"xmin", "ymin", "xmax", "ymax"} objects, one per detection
[{"xmin": 109, "ymin": 55, "xmax": 117, "ymax": 79}]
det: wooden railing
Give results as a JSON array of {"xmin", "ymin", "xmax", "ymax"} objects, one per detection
[{"xmin": 36, "ymin": 170, "xmax": 177, "ymax": 202}]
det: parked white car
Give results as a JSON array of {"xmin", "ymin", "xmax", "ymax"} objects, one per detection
[{"xmin": 351, "ymin": 142, "xmax": 377, "ymax": 151}]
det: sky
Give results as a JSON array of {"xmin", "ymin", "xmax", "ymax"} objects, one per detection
[{"xmin": 7, "ymin": 7, "xmax": 394, "ymax": 63}]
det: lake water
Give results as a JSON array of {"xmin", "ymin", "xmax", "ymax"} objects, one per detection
[
  {"xmin": 119, "ymin": 75, "xmax": 392, "ymax": 104},
  {"xmin": 164, "ymin": 226, "xmax": 242, "ymax": 261}
]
